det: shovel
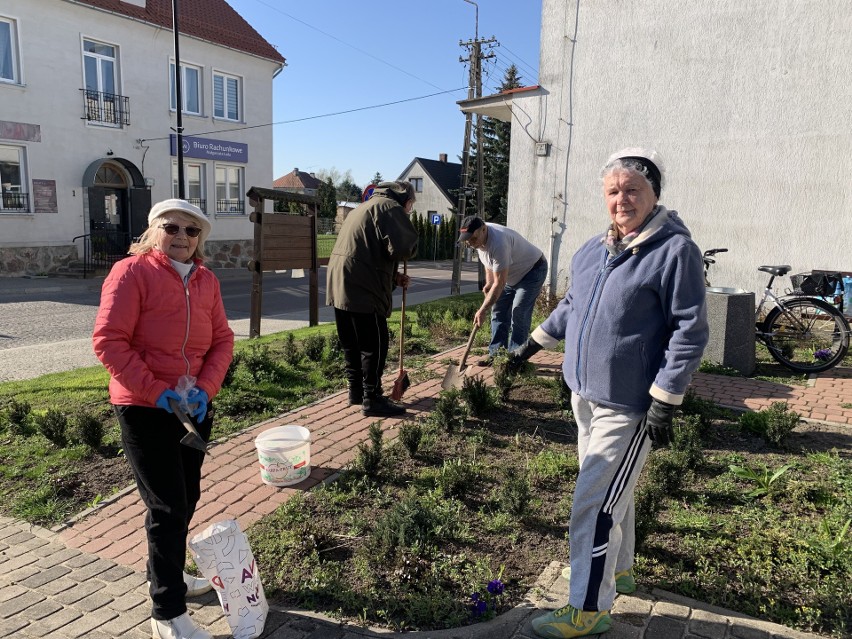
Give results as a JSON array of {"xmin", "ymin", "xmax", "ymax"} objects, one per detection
[
  {"xmin": 391, "ymin": 261, "xmax": 411, "ymax": 401},
  {"xmin": 441, "ymin": 323, "xmax": 480, "ymax": 390},
  {"xmin": 168, "ymin": 397, "xmax": 211, "ymax": 455}
]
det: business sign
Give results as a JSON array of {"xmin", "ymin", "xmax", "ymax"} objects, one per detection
[
  {"xmin": 169, "ymin": 134, "xmax": 248, "ymax": 163},
  {"xmin": 431, "ymin": 214, "xmax": 441, "ymax": 225}
]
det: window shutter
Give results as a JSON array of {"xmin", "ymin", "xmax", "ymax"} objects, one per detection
[
  {"xmin": 227, "ymin": 77, "xmax": 239, "ymax": 120},
  {"xmin": 214, "ymin": 75, "xmax": 224, "ymax": 118}
]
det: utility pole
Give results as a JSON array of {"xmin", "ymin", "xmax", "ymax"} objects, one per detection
[
  {"xmin": 450, "ymin": 32, "xmax": 497, "ymax": 294},
  {"xmin": 172, "ymin": 0, "xmax": 185, "ymax": 199}
]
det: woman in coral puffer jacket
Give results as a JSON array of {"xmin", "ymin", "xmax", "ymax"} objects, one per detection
[{"xmin": 93, "ymin": 199, "xmax": 233, "ymax": 639}]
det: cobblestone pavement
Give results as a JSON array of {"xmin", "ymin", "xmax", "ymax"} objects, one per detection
[{"xmin": 2, "ymin": 349, "xmax": 848, "ymax": 638}]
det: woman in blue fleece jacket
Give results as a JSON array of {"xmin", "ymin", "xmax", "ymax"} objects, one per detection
[{"xmin": 518, "ymin": 148, "xmax": 709, "ymax": 638}]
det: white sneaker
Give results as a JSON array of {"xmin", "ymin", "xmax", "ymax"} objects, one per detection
[
  {"xmin": 147, "ymin": 573, "xmax": 213, "ymax": 598},
  {"xmin": 183, "ymin": 572, "xmax": 213, "ymax": 597},
  {"xmin": 151, "ymin": 612, "xmax": 213, "ymax": 639}
]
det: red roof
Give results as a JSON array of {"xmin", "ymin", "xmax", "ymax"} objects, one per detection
[
  {"xmin": 273, "ymin": 169, "xmax": 322, "ymax": 190},
  {"xmin": 73, "ymin": 0, "xmax": 285, "ymax": 64}
]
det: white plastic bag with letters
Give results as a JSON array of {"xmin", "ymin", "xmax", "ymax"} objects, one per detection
[{"xmin": 189, "ymin": 519, "xmax": 268, "ymax": 639}]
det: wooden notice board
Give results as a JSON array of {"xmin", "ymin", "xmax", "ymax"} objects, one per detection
[{"xmin": 246, "ymin": 186, "xmax": 321, "ymax": 337}]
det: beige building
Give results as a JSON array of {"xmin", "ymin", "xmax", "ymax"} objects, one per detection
[
  {"xmin": 397, "ymin": 154, "xmax": 462, "ymax": 225},
  {"xmin": 0, "ymin": 0, "xmax": 285, "ymax": 276}
]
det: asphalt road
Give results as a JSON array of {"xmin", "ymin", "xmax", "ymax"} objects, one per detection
[{"xmin": 0, "ymin": 261, "xmax": 480, "ymax": 383}]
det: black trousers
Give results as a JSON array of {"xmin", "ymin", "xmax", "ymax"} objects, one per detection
[
  {"xmin": 334, "ymin": 307, "xmax": 389, "ymax": 398},
  {"xmin": 116, "ymin": 404, "xmax": 212, "ymax": 620}
]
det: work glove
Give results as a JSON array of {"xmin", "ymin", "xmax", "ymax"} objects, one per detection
[
  {"xmin": 644, "ymin": 399, "xmax": 676, "ymax": 447},
  {"xmin": 507, "ymin": 337, "xmax": 543, "ymax": 375},
  {"xmin": 155, "ymin": 389, "xmax": 182, "ymax": 413},
  {"xmin": 186, "ymin": 388, "xmax": 209, "ymax": 423}
]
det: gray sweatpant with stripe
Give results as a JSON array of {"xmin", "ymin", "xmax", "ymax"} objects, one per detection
[{"xmin": 568, "ymin": 394, "xmax": 652, "ymax": 612}]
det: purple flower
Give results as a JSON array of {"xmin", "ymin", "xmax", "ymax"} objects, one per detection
[
  {"xmin": 814, "ymin": 348, "xmax": 832, "ymax": 361},
  {"xmin": 487, "ymin": 579, "xmax": 505, "ymax": 595},
  {"xmin": 470, "ymin": 592, "xmax": 487, "ymax": 616}
]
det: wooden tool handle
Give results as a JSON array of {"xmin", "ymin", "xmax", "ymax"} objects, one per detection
[
  {"xmin": 458, "ymin": 324, "xmax": 480, "ymax": 369},
  {"xmin": 398, "ymin": 261, "xmax": 407, "ymax": 371},
  {"xmin": 168, "ymin": 398, "xmax": 202, "ymax": 436}
]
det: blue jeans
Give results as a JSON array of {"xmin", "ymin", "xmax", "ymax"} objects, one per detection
[{"xmin": 489, "ymin": 257, "xmax": 547, "ymax": 355}]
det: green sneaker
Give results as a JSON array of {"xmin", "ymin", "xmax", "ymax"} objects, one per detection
[
  {"xmin": 613, "ymin": 568, "xmax": 636, "ymax": 594},
  {"xmin": 532, "ymin": 603, "xmax": 612, "ymax": 638},
  {"xmin": 561, "ymin": 566, "xmax": 636, "ymax": 595}
]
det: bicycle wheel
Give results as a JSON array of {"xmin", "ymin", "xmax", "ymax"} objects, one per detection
[{"xmin": 762, "ymin": 297, "xmax": 850, "ymax": 373}]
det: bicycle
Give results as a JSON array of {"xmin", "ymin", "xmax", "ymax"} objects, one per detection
[{"xmin": 703, "ymin": 248, "xmax": 851, "ymax": 373}]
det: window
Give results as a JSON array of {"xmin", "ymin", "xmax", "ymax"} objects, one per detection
[
  {"xmin": 0, "ymin": 145, "xmax": 28, "ymax": 212},
  {"xmin": 170, "ymin": 62, "xmax": 201, "ymax": 115},
  {"xmin": 216, "ymin": 165, "xmax": 244, "ymax": 214},
  {"xmin": 213, "ymin": 72, "xmax": 241, "ymax": 121},
  {"xmin": 0, "ymin": 17, "xmax": 21, "ymax": 84},
  {"xmin": 172, "ymin": 161, "xmax": 206, "ymax": 212},
  {"xmin": 83, "ymin": 39, "xmax": 128, "ymax": 126},
  {"xmin": 409, "ymin": 177, "xmax": 423, "ymax": 193}
]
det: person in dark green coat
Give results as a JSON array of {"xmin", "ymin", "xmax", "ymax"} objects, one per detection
[{"xmin": 326, "ymin": 180, "xmax": 418, "ymax": 417}]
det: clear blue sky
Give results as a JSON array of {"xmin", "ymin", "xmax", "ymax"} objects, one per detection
[{"xmin": 224, "ymin": 0, "xmax": 542, "ymax": 188}]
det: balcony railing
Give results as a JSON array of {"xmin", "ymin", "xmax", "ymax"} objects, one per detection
[
  {"xmin": 217, "ymin": 199, "xmax": 245, "ymax": 214},
  {"xmin": 1, "ymin": 192, "xmax": 29, "ymax": 211},
  {"xmin": 185, "ymin": 198, "xmax": 207, "ymax": 213},
  {"xmin": 82, "ymin": 89, "xmax": 130, "ymax": 126}
]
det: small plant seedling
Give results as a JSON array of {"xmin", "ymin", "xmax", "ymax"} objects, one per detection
[{"xmin": 729, "ymin": 462, "xmax": 793, "ymax": 498}]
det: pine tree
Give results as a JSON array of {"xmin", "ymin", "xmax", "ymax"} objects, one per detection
[
  {"xmin": 318, "ymin": 177, "xmax": 337, "ymax": 219},
  {"xmin": 469, "ymin": 64, "xmax": 522, "ymax": 225}
]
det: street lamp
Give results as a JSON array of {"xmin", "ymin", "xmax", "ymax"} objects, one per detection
[
  {"xmin": 172, "ymin": 0, "xmax": 185, "ymax": 199},
  {"xmin": 463, "ymin": 0, "xmax": 478, "ymax": 40}
]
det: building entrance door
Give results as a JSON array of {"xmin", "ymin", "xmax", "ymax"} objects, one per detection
[
  {"xmin": 89, "ymin": 164, "xmax": 131, "ymax": 259},
  {"xmin": 81, "ymin": 157, "xmax": 150, "ymax": 272}
]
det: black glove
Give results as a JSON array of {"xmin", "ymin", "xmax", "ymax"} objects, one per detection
[
  {"xmin": 507, "ymin": 337, "xmax": 543, "ymax": 375},
  {"xmin": 644, "ymin": 399, "xmax": 676, "ymax": 447}
]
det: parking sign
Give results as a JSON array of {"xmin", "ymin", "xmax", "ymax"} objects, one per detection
[{"xmin": 431, "ymin": 214, "xmax": 441, "ymax": 225}]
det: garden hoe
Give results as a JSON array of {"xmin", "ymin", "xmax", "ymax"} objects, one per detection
[
  {"xmin": 168, "ymin": 397, "xmax": 211, "ymax": 455},
  {"xmin": 441, "ymin": 323, "xmax": 480, "ymax": 390},
  {"xmin": 391, "ymin": 260, "xmax": 411, "ymax": 401}
]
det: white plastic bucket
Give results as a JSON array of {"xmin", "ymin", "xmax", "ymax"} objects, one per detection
[{"xmin": 254, "ymin": 425, "xmax": 311, "ymax": 487}]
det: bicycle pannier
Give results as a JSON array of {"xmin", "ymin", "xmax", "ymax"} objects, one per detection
[{"xmin": 792, "ymin": 272, "xmax": 840, "ymax": 296}]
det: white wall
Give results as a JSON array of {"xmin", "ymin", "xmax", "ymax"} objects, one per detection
[
  {"xmin": 508, "ymin": 0, "xmax": 852, "ymax": 297},
  {"xmin": 0, "ymin": 0, "xmax": 279, "ymax": 252}
]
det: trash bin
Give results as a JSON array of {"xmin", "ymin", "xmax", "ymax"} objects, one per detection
[{"xmin": 704, "ymin": 287, "xmax": 755, "ymax": 376}]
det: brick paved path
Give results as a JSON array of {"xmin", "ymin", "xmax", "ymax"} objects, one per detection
[{"xmin": 3, "ymin": 347, "xmax": 845, "ymax": 638}]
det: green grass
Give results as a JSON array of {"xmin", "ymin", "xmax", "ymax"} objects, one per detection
[
  {"xmin": 0, "ymin": 294, "xmax": 485, "ymax": 526},
  {"xmin": 316, "ymin": 234, "xmax": 337, "ymax": 259}
]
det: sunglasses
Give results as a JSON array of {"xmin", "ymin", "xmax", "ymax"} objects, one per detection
[{"xmin": 159, "ymin": 224, "xmax": 202, "ymax": 238}]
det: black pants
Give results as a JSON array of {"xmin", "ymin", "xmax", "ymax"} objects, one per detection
[
  {"xmin": 334, "ymin": 307, "xmax": 389, "ymax": 398},
  {"xmin": 116, "ymin": 404, "xmax": 212, "ymax": 620}
]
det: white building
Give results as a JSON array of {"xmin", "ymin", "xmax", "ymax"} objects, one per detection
[
  {"xmin": 460, "ymin": 0, "xmax": 852, "ymax": 297},
  {"xmin": 0, "ymin": 0, "xmax": 285, "ymax": 276}
]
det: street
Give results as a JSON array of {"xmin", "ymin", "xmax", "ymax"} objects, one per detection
[{"xmin": 0, "ymin": 261, "xmax": 479, "ymax": 382}]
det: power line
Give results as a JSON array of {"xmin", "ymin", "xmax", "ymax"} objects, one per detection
[
  {"xmin": 138, "ymin": 87, "xmax": 467, "ymax": 143},
  {"xmin": 247, "ymin": 0, "xmax": 445, "ymax": 91},
  {"xmin": 493, "ymin": 53, "xmax": 531, "ymax": 83},
  {"xmin": 499, "ymin": 44, "xmax": 538, "ymax": 79}
]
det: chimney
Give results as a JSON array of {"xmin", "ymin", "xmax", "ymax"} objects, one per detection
[
  {"xmin": 439, "ymin": 153, "xmax": 448, "ymax": 163},
  {"xmin": 293, "ymin": 168, "xmax": 299, "ymax": 174}
]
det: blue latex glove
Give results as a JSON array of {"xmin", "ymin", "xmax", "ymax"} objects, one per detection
[
  {"xmin": 187, "ymin": 388, "xmax": 209, "ymax": 423},
  {"xmin": 155, "ymin": 389, "xmax": 182, "ymax": 413}
]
